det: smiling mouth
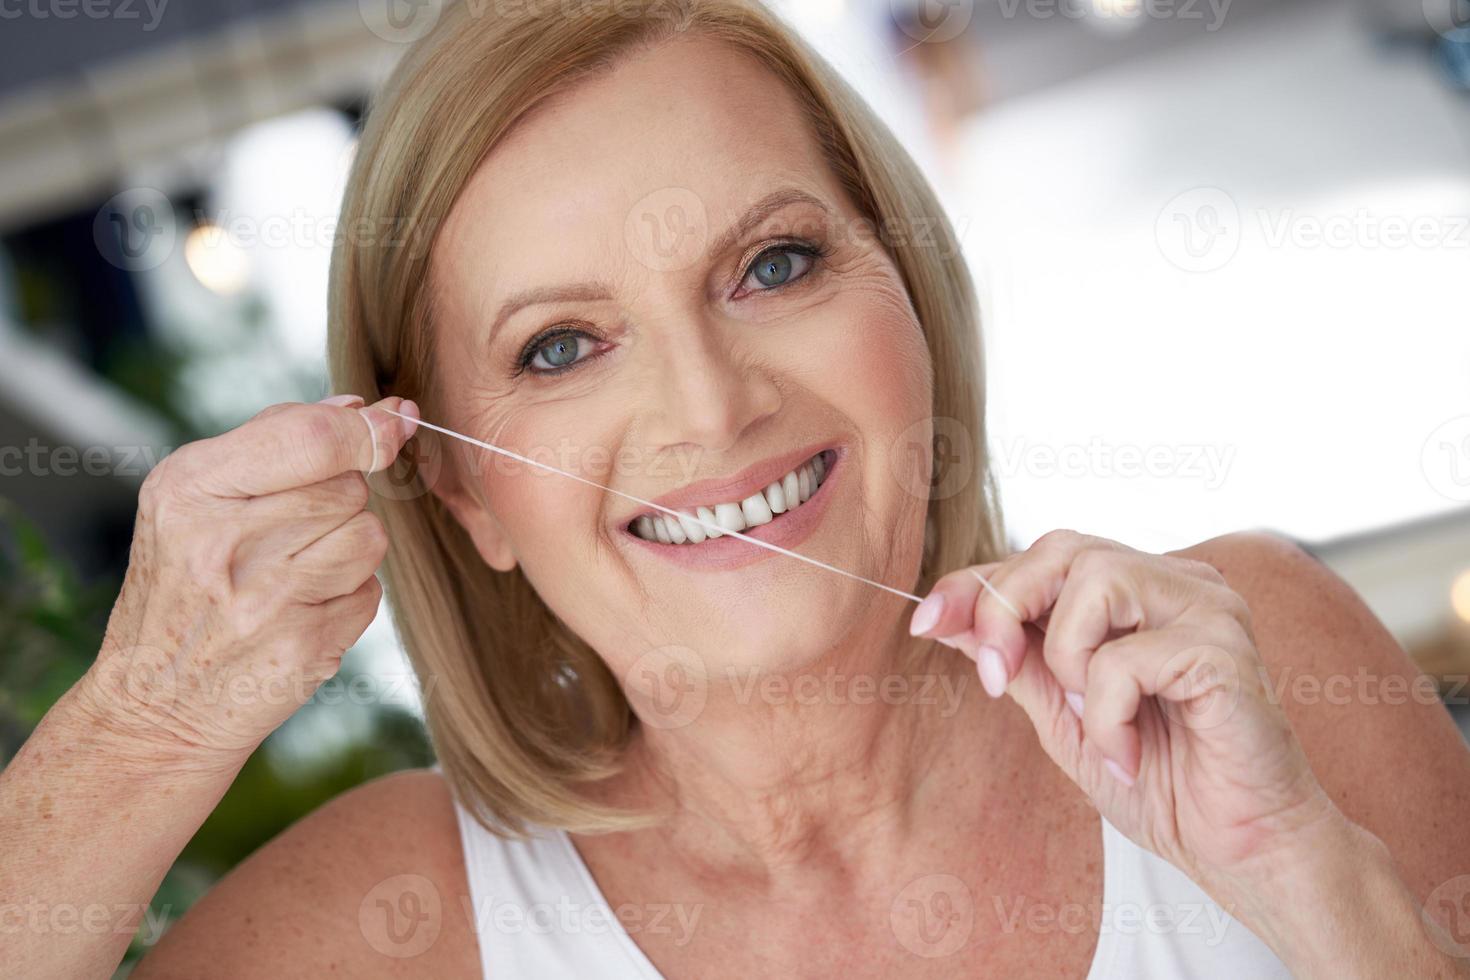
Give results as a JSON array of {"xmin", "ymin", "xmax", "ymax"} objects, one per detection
[{"xmin": 624, "ymin": 449, "xmax": 836, "ymax": 545}]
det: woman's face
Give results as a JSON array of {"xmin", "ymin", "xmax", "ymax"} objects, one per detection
[{"xmin": 430, "ymin": 36, "xmax": 934, "ymax": 684}]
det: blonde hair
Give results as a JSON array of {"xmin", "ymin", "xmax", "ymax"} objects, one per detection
[{"xmin": 328, "ymin": 0, "xmax": 1005, "ymax": 835}]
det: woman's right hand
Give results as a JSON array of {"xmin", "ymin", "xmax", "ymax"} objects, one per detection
[{"xmin": 77, "ymin": 394, "xmax": 419, "ymax": 764}]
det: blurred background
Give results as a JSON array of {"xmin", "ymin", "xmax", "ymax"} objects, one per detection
[{"xmin": 1, "ymin": 0, "xmax": 1467, "ymax": 970}]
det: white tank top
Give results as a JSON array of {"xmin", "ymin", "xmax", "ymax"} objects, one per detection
[{"xmin": 450, "ymin": 793, "xmax": 1293, "ymax": 977}]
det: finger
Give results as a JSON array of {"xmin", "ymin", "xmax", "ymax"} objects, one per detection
[
  {"xmin": 971, "ymin": 531, "xmax": 1129, "ymax": 696},
  {"xmin": 190, "ymin": 397, "xmax": 419, "ymax": 498},
  {"xmin": 908, "ymin": 560, "xmax": 1003, "ymax": 642},
  {"xmin": 1080, "ymin": 626, "xmax": 1243, "ymax": 786},
  {"xmin": 314, "ymin": 574, "xmax": 384, "ymax": 658},
  {"xmin": 234, "ymin": 472, "xmax": 371, "ymax": 565},
  {"xmin": 1040, "ymin": 549, "xmax": 1150, "ymax": 694},
  {"xmin": 287, "ymin": 510, "xmax": 388, "ymax": 603},
  {"xmin": 250, "ymin": 394, "xmax": 364, "ymax": 426},
  {"xmin": 1043, "ymin": 552, "xmax": 1233, "ymax": 695},
  {"xmin": 1002, "ymin": 626, "xmax": 1086, "ymax": 778}
]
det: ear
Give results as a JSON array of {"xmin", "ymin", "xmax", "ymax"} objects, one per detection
[{"xmin": 428, "ymin": 455, "xmax": 518, "ymax": 573}]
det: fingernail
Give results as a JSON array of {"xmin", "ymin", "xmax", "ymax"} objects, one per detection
[
  {"xmin": 1065, "ymin": 691, "xmax": 1085, "ymax": 718},
  {"xmin": 1103, "ymin": 758, "xmax": 1136, "ymax": 788},
  {"xmin": 399, "ymin": 399, "xmax": 420, "ymax": 439},
  {"xmin": 319, "ymin": 393, "xmax": 364, "ymax": 407},
  {"xmin": 977, "ymin": 645, "xmax": 1008, "ymax": 698},
  {"xmin": 909, "ymin": 593, "xmax": 944, "ymax": 636}
]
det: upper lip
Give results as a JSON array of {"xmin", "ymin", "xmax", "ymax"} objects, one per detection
[{"xmin": 620, "ymin": 440, "xmax": 837, "ymax": 529}]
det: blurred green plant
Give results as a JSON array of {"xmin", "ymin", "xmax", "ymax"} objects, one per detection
[
  {"xmin": 0, "ymin": 498, "xmax": 109, "ymax": 750},
  {"xmin": 0, "ymin": 499, "xmax": 434, "ymax": 973}
]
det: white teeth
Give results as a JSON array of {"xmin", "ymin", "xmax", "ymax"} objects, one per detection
[
  {"xmin": 782, "ymin": 470, "xmax": 800, "ymax": 508},
  {"xmin": 765, "ymin": 480, "xmax": 787, "ymax": 514},
  {"xmin": 630, "ymin": 451, "xmax": 832, "ymax": 544},
  {"xmin": 741, "ymin": 492, "xmax": 773, "ymax": 527},
  {"xmin": 677, "ymin": 511, "xmax": 707, "ymax": 544},
  {"xmin": 697, "ymin": 505, "xmax": 722, "ymax": 538},
  {"xmin": 715, "ymin": 502, "xmax": 746, "ymax": 533}
]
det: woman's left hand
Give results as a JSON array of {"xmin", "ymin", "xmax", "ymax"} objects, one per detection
[{"xmin": 910, "ymin": 529, "xmax": 1345, "ymax": 897}]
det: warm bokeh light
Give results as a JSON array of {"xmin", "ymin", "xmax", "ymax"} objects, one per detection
[
  {"xmin": 1452, "ymin": 569, "xmax": 1470, "ymax": 625},
  {"xmin": 183, "ymin": 223, "xmax": 250, "ymax": 296}
]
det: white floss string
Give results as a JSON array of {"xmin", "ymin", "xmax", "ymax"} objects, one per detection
[
  {"xmin": 379, "ymin": 408, "xmax": 929, "ymax": 604},
  {"xmin": 968, "ymin": 568, "xmax": 1025, "ymax": 624}
]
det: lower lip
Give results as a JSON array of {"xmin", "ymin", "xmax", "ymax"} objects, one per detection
[{"xmin": 621, "ymin": 449, "xmax": 844, "ymax": 570}]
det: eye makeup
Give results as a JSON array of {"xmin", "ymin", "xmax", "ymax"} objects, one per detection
[{"xmin": 509, "ymin": 233, "xmax": 834, "ymax": 380}]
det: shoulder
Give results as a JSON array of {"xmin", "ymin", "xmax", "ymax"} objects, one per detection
[
  {"xmin": 132, "ymin": 767, "xmax": 482, "ymax": 979},
  {"xmin": 1172, "ymin": 530, "xmax": 1470, "ymax": 900}
]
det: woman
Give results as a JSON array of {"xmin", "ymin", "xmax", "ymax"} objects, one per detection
[{"xmin": 4, "ymin": 1, "xmax": 1469, "ymax": 976}]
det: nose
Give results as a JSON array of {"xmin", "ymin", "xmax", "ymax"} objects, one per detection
[{"xmin": 638, "ymin": 316, "xmax": 781, "ymax": 454}]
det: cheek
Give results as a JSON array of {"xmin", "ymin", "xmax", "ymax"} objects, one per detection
[
  {"xmin": 469, "ymin": 397, "xmax": 626, "ymax": 574},
  {"xmin": 814, "ymin": 274, "xmax": 934, "ymax": 451},
  {"xmin": 822, "ymin": 278, "xmax": 934, "ymax": 562},
  {"xmin": 849, "ymin": 317, "xmax": 932, "ymax": 425}
]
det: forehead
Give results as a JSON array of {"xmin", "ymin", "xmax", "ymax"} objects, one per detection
[{"xmin": 433, "ymin": 35, "xmax": 841, "ymax": 311}]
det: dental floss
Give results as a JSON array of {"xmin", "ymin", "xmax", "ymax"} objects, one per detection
[
  {"xmin": 378, "ymin": 408, "xmax": 927, "ymax": 604},
  {"xmin": 968, "ymin": 567, "xmax": 1024, "ymax": 623},
  {"xmin": 359, "ymin": 412, "xmax": 380, "ymax": 475}
]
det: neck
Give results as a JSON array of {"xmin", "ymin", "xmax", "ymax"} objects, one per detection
[{"xmin": 614, "ymin": 616, "xmax": 1016, "ymax": 887}]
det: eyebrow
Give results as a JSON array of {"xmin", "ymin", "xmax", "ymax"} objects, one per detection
[{"xmin": 484, "ymin": 187, "xmax": 832, "ymax": 343}]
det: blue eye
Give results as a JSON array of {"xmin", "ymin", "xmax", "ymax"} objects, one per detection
[
  {"xmin": 520, "ymin": 329, "xmax": 594, "ymax": 375},
  {"xmin": 742, "ymin": 244, "xmax": 821, "ymax": 291}
]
